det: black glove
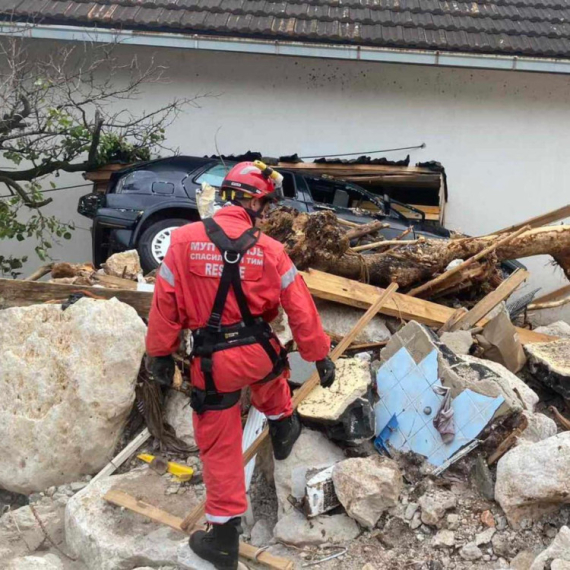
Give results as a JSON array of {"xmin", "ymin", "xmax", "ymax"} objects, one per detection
[
  {"xmin": 146, "ymin": 355, "xmax": 175, "ymax": 387},
  {"xmin": 316, "ymin": 357, "xmax": 335, "ymax": 389}
]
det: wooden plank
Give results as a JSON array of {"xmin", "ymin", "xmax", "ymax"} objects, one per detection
[
  {"xmin": 299, "ymin": 269, "xmax": 554, "ymax": 345},
  {"xmin": 0, "ymin": 278, "xmax": 152, "ymax": 318},
  {"xmin": 451, "ymin": 269, "xmax": 529, "ymax": 331},
  {"xmin": 352, "ymin": 237, "xmax": 423, "ymax": 253},
  {"xmin": 24, "ymin": 264, "xmax": 54, "ymax": 281},
  {"xmin": 342, "ymin": 174, "xmax": 441, "ymax": 187},
  {"xmin": 437, "ymin": 308, "xmax": 468, "ymax": 335},
  {"xmin": 179, "ymin": 284, "xmax": 399, "ymax": 532},
  {"xmin": 277, "ymin": 162, "xmax": 434, "ymax": 175},
  {"xmin": 104, "ymin": 490, "xmax": 294, "ymax": 570},
  {"xmin": 407, "ymin": 225, "xmax": 530, "ymax": 298},
  {"xmin": 532, "ymin": 283, "xmax": 570, "ymax": 306},
  {"xmin": 494, "ymin": 203, "xmax": 570, "ymax": 235},
  {"xmin": 527, "ymin": 295, "xmax": 570, "ymax": 311}
]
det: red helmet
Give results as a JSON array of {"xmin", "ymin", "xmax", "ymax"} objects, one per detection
[{"xmin": 220, "ymin": 161, "xmax": 283, "ymax": 202}]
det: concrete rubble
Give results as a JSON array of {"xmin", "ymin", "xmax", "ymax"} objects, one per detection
[
  {"xmin": 525, "ymin": 339, "xmax": 570, "ymax": 399},
  {"xmin": 495, "ymin": 432, "xmax": 570, "ymax": 527},
  {"xmin": 0, "ymin": 298, "xmax": 146, "ymax": 494},
  {"xmin": 332, "ymin": 456, "xmax": 403, "ymax": 528}
]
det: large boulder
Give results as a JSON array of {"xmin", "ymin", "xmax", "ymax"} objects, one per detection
[
  {"xmin": 65, "ymin": 468, "xmax": 197, "ymax": 570},
  {"xmin": 525, "ymin": 339, "xmax": 570, "ymax": 400},
  {"xmin": 0, "ymin": 298, "xmax": 146, "ymax": 494},
  {"xmin": 495, "ymin": 433, "xmax": 570, "ymax": 527},
  {"xmin": 332, "ymin": 456, "xmax": 403, "ymax": 528},
  {"xmin": 273, "ymin": 429, "xmax": 344, "ymax": 518},
  {"xmin": 102, "ymin": 250, "xmax": 142, "ymax": 280},
  {"xmin": 519, "ymin": 412, "xmax": 557, "ymax": 444},
  {"xmin": 534, "ymin": 321, "xmax": 570, "ymax": 339}
]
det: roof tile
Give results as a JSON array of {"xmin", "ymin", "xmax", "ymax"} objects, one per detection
[{"xmin": 4, "ymin": 0, "xmax": 570, "ymax": 59}]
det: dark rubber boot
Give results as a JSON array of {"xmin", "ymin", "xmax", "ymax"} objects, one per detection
[
  {"xmin": 189, "ymin": 517, "xmax": 242, "ymax": 570},
  {"xmin": 268, "ymin": 412, "xmax": 302, "ymax": 460}
]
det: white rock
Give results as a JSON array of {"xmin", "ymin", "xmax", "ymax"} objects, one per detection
[
  {"xmin": 534, "ymin": 321, "xmax": 570, "ymax": 339},
  {"xmin": 65, "ymin": 468, "xmax": 196, "ymax": 570},
  {"xmin": 298, "ymin": 358, "xmax": 371, "ymax": 422},
  {"xmin": 165, "ymin": 391, "xmax": 195, "ymax": 448},
  {"xmin": 495, "ymin": 433, "xmax": 570, "ymax": 527},
  {"xmin": 332, "ymin": 456, "xmax": 403, "ymax": 529},
  {"xmin": 103, "ymin": 249, "xmax": 142, "ymax": 280},
  {"xmin": 440, "ymin": 331, "xmax": 473, "ymax": 355},
  {"xmin": 404, "ymin": 502, "xmax": 419, "ymax": 520},
  {"xmin": 446, "ymin": 513, "xmax": 460, "ymax": 530},
  {"xmin": 0, "ymin": 299, "xmax": 146, "ymax": 493},
  {"xmin": 250, "ymin": 518, "xmax": 274, "ymax": 548},
  {"xmin": 460, "ymin": 542, "xmax": 483, "ymax": 561},
  {"xmin": 475, "ymin": 527, "xmax": 496, "ymax": 546},
  {"xmin": 5, "ymin": 554, "xmax": 63, "ymax": 570},
  {"xmin": 273, "ymin": 510, "xmax": 359, "ymax": 547},
  {"xmin": 271, "ymin": 307, "xmax": 293, "ymax": 346},
  {"xmin": 510, "ymin": 550, "xmax": 542, "ymax": 570},
  {"xmin": 315, "ymin": 300, "xmax": 391, "ymax": 344},
  {"xmin": 519, "ymin": 412, "xmax": 558, "ymax": 444},
  {"xmin": 0, "ymin": 501, "xmax": 65, "ymax": 558},
  {"xmin": 531, "ymin": 526, "xmax": 570, "ymax": 570},
  {"xmin": 552, "ymin": 561, "xmax": 570, "ymax": 570},
  {"xmin": 433, "ymin": 530, "xmax": 455, "ymax": 547},
  {"xmin": 273, "ymin": 429, "xmax": 344, "ymax": 518},
  {"xmin": 418, "ymin": 491, "xmax": 457, "ymax": 527}
]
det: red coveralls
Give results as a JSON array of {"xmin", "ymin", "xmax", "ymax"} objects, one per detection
[{"xmin": 146, "ymin": 206, "xmax": 330, "ymax": 523}]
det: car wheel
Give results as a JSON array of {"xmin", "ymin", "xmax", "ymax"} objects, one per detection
[{"xmin": 138, "ymin": 218, "xmax": 189, "ymax": 273}]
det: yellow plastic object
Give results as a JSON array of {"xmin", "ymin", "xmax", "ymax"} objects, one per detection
[{"xmin": 137, "ymin": 454, "xmax": 194, "ymax": 482}]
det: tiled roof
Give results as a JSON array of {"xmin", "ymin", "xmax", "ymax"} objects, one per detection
[{"xmin": 3, "ymin": 0, "xmax": 570, "ymax": 59}]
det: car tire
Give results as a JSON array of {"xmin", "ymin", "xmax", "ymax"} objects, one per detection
[{"xmin": 138, "ymin": 218, "xmax": 190, "ymax": 273}]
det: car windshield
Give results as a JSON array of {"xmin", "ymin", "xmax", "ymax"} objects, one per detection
[{"xmin": 195, "ymin": 163, "xmax": 232, "ymax": 187}]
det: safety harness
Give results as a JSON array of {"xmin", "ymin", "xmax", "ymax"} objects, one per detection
[{"xmin": 190, "ymin": 217, "xmax": 288, "ymax": 414}]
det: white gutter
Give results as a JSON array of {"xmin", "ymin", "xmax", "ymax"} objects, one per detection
[{"xmin": 3, "ymin": 21, "xmax": 570, "ymax": 75}]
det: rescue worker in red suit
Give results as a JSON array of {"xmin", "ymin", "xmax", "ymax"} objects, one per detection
[{"xmin": 146, "ymin": 161, "xmax": 334, "ymax": 570}]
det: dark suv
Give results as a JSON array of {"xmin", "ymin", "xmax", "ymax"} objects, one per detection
[{"xmin": 78, "ymin": 156, "xmax": 450, "ymax": 273}]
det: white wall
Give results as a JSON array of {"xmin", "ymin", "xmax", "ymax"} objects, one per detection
[{"xmin": 4, "ymin": 39, "xmax": 569, "ymax": 321}]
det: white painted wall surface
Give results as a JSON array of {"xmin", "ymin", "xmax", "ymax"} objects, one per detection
[{"xmin": 4, "ymin": 39, "xmax": 569, "ymax": 322}]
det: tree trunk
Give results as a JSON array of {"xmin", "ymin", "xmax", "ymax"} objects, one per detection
[{"xmin": 261, "ymin": 209, "xmax": 570, "ymax": 290}]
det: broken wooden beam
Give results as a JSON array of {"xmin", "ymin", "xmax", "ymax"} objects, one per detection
[
  {"xmin": 451, "ymin": 269, "xmax": 530, "ymax": 331},
  {"xmin": 300, "ymin": 269, "xmax": 554, "ymax": 345},
  {"xmin": 494, "ymin": 203, "xmax": 570, "ymax": 235},
  {"xmin": 0, "ymin": 278, "xmax": 152, "ymax": 318},
  {"xmin": 104, "ymin": 490, "xmax": 294, "ymax": 570},
  {"xmin": 531, "ymin": 283, "xmax": 570, "ymax": 306}
]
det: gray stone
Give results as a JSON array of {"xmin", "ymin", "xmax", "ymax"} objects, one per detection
[
  {"xmin": 272, "ymin": 510, "xmax": 359, "ymax": 547},
  {"xmin": 519, "ymin": 412, "xmax": 558, "ymax": 444},
  {"xmin": 471, "ymin": 454, "xmax": 495, "ymax": 500},
  {"xmin": 552, "ymin": 561, "xmax": 570, "ymax": 570},
  {"xmin": 273, "ymin": 429, "xmax": 344, "ymax": 518},
  {"xmin": 492, "ymin": 532, "xmax": 518, "ymax": 559},
  {"xmin": 446, "ymin": 514, "xmax": 460, "ymax": 530},
  {"xmin": 433, "ymin": 530, "xmax": 455, "ymax": 547},
  {"xmin": 410, "ymin": 511, "xmax": 422, "ymax": 530},
  {"xmin": 69, "ymin": 482, "xmax": 88, "ymax": 493},
  {"xmin": 332, "ymin": 456, "xmax": 403, "ymax": 529},
  {"xmin": 510, "ymin": 550, "xmax": 542, "ymax": 570},
  {"xmin": 315, "ymin": 300, "xmax": 391, "ymax": 344},
  {"xmin": 165, "ymin": 391, "xmax": 195, "ymax": 448},
  {"xmin": 0, "ymin": 298, "xmax": 146, "ymax": 493},
  {"xmin": 460, "ymin": 542, "xmax": 483, "ymax": 561},
  {"xmin": 65, "ymin": 468, "xmax": 197, "ymax": 570},
  {"xmin": 531, "ymin": 526, "xmax": 570, "ymax": 570},
  {"xmin": 288, "ymin": 352, "xmax": 316, "ymax": 387},
  {"xmin": 525, "ymin": 339, "xmax": 570, "ymax": 400},
  {"xmin": 5, "ymin": 554, "xmax": 63, "ymax": 570},
  {"xmin": 250, "ymin": 518, "xmax": 273, "ymax": 548},
  {"xmin": 475, "ymin": 527, "xmax": 496, "ymax": 546},
  {"xmin": 495, "ymin": 433, "xmax": 570, "ymax": 527},
  {"xmin": 404, "ymin": 502, "xmax": 419, "ymax": 521},
  {"xmin": 440, "ymin": 331, "xmax": 474, "ymax": 355},
  {"xmin": 534, "ymin": 321, "xmax": 570, "ymax": 339},
  {"xmin": 418, "ymin": 491, "xmax": 457, "ymax": 527}
]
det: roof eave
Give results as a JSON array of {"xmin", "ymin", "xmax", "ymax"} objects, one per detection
[{"xmin": 3, "ymin": 22, "xmax": 570, "ymax": 75}]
